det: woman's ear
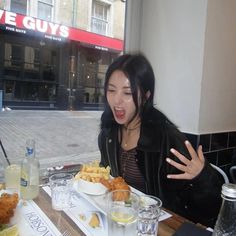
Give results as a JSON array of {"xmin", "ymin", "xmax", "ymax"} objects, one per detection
[{"xmin": 145, "ymin": 91, "xmax": 151, "ymax": 100}]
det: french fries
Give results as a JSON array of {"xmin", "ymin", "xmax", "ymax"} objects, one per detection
[{"xmin": 75, "ymin": 161, "xmax": 110, "ymax": 183}]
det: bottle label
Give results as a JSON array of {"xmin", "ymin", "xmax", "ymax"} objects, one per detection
[
  {"xmin": 27, "ymin": 147, "xmax": 34, "ymax": 155},
  {"xmin": 21, "ymin": 171, "xmax": 28, "ymax": 187}
]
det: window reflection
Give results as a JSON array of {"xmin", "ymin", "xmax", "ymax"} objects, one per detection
[
  {"xmin": 91, "ymin": 1, "xmax": 110, "ymax": 36},
  {"xmin": 10, "ymin": 0, "xmax": 27, "ymax": 15},
  {"xmin": 3, "ymin": 42, "xmax": 58, "ymax": 102},
  {"xmin": 37, "ymin": 0, "xmax": 53, "ymax": 21}
]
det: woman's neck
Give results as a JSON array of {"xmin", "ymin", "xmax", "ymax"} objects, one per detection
[
  {"xmin": 121, "ymin": 118, "xmax": 141, "ymax": 150},
  {"xmin": 123, "ymin": 117, "xmax": 141, "ymax": 131}
]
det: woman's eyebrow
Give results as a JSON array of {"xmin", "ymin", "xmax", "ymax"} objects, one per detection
[
  {"xmin": 107, "ymin": 83, "xmax": 116, "ymax": 88},
  {"xmin": 123, "ymin": 86, "xmax": 131, "ymax": 89}
]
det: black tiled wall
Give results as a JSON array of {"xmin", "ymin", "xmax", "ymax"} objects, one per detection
[{"xmin": 184, "ymin": 131, "xmax": 236, "ymax": 181}]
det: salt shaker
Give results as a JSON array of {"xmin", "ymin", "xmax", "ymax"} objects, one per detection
[{"xmin": 213, "ymin": 183, "xmax": 236, "ymax": 236}]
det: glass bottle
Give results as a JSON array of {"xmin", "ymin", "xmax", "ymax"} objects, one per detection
[
  {"xmin": 20, "ymin": 139, "xmax": 39, "ymax": 200},
  {"xmin": 213, "ymin": 183, "xmax": 236, "ymax": 236}
]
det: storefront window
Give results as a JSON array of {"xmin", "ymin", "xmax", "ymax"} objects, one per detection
[{"xmin": 3, "ymin": 41, "xmax": 58, "ymax": 102}]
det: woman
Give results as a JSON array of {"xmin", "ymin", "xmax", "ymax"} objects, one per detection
[{"xmin": 98, "ymin": 53, "xmax": 223, "ymax": 227}]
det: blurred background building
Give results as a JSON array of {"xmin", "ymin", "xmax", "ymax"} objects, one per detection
[{"xmin": 0, "ymin": 0, "xmax": 126, "ymax": 110}]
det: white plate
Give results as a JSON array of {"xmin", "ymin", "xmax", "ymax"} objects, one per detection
[
  {"xmin": 74, "ymin": 179, "xmax": 107, "ymax": 196},
  {"xmin": 73, "ymin": 181, "xmax": 108, "ymax": 215}
]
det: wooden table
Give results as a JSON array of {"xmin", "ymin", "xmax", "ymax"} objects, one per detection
[{"xmin": 34, "ymin": 187, "xmax": 188, "ymax": 236}]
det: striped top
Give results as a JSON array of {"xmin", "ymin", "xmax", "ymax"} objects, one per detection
[{"xmin": 119, "ymin": 147, "xmax": 146, "ymax": 193}]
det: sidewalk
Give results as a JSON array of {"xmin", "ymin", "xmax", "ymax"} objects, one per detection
[{"xmin": 0, "ymin": 110, "xmax": 103, "ymax": 172}]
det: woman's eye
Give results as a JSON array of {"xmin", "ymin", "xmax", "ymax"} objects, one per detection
[
  {"xmin": 107, "ymin": 89, "xmax": 115, "ymax": 93},
  {"xmin": 124, "ymin": 92, "xmax": 132, "ymax": 95}
]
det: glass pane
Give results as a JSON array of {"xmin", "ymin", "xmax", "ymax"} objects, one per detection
[
  {"xmin": 24, "ymin": 46, "xmax": 40, "ymax": 71},
  {"xmin": 10, "ymin": 0, "xmax": 27, "ymax": 15},
  {"xmin": 4, "ymin": 81, "xmax": 14, "ymax": 101},
  {"xmin": 4, "ymin": 43, "xmax": 21, "ymax": 68},
  {"xmin": 38, "ymin": 2, "xmax": 52, "ymax": 21}
]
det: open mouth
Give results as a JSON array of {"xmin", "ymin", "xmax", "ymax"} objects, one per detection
[{"xmin": 114, "ymin": 107, "xmax": 125, "ymax": 120}]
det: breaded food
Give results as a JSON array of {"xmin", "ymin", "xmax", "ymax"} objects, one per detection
[
  {"xmin": 100, "ymin": 177, "xmax": 130, "ymax": 201},
  {"xmin": 0, "ymin": 193, "xmax": 19, "ymax": 224}
]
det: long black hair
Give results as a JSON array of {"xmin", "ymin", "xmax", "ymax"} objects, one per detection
[{"xmin": 101, "ymin": 53, "xmax": 155, "ymax": 128}]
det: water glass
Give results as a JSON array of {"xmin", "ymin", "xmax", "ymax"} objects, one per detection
[
  {"xmin": 107, "ymin": 189, "xmax": 140, "ymax": 236},
  {"xmin": 137, "ymin": 195, "xmax": 162, "ymax": 236},
  {"xmin": 49, "ymin": 173, "xmax": 74, "ymax": 211},
  {"xmin": 5, "ymin": 164, "xmax": 21, "ymax": 193}
]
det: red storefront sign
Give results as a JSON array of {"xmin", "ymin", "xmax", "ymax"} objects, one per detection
[{"xmin": 0, "ymin": 10, "xmax": 123, "ymax": 52}]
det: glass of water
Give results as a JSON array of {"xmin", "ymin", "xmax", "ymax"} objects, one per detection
[
  {"xmin": 137, "ymin": 195, "xmax": 162, "ymax": 236},
  {"xmin": 49, "ymin": 173, "xmax": 73, "ymax": 211},
  {"xmin": 107, "ymin": 189, "xmax": 140, "ymax": 236}
]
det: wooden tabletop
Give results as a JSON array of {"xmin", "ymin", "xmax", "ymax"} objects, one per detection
[{"xmin": 34, "ymin": 187, "xmax": 188, "ymax": 236}]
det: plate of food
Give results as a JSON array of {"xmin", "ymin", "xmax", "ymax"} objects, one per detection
[
  {"xmin": 73, "ymin": 161, "xmax": 110, "ymax": 196},
  {"xmin": 0, "ymin": 190, "xmax": 19, "ymax": 236}
]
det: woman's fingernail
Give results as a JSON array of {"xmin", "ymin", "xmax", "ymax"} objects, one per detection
[
  {"xmin": 185, "ymin": 140, "xmax": 190, "ymax": 145},
  {"xmin": 167, "ymin": 175, "xmax": 171, "ymax": 178},
  {"xmin": 166, "ymin": 158, "xmax": 171, "ymax": 163},
  {"xmin": 170, "ymin": 148, "xmax": 175, "ymax": 153}
]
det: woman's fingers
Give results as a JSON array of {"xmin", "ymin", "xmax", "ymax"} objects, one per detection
[
  {"xmin": 197, "ymin": 145, "xmax": 204, "ymax": 161},
  {"xmin": 170, "ymin": 148, "xmax": 191, "ymax": 166},
  {"xmin": 166, "ymin": 158, "xmax": 188, "ymax": 172},
  {"xmin": 166, "ymin": 140, "xmax": 205, "ymax": 180},
  {"xmin": 184, "ymin": 140, "xmax": 197, "ymax": 160},
  {"xmin": 167, "ymin": 173, "xmax": 188, "ymax": 179}
]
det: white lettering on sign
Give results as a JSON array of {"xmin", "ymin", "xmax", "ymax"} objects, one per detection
[
  {"xmin": 95, "ymin": 45, "xmax": 108, "ymax": 51},
  {"xmin": 6, "ymin": 26, "xmax": 15, "ymax": 31},
  {"xmin": 23, "ymin": 16, "xmax": 35, "ymax": 30},
  {"xmin": 0, "ymin": 9, "xmax": 4, "ymax": 19},
  {"xmin": 60, "ymin": 25, "xmax": 69, "ymax": 37},
  {"xmin": 48, "ymin": 22, "xmax": 59, "ymax": 35},
  {"xmin": 5, "ymin": 11, "xmax": 16, "ymax": 26},
  {"xmin": 1, "ymin": 10, "xmax": 69, "ymax": 39},
  {"xmin": 36, "ymin": 19, "xmax": 47, "ymax": 32},
  {"xmin": 16, "ymin": 28, "xmax": 26, "ymax": 33}
]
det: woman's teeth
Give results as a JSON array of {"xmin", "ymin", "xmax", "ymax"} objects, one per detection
[{"xmin": 114, "ymin": 108, "xmax": 125, "ymax": 119}]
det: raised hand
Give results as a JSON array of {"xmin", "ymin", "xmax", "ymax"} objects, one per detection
[{"xmin": 166, "ymin": 140, "xmax": 205, "ymax": 180}]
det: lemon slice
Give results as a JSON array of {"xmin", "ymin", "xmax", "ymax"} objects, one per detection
[
  {"xmin": 0, "ymin": 225, "xmax": 19, "ymax": 236},
  {"xmin": 111, "ymin": 211, "xmax": 135, "ymax": 224}
]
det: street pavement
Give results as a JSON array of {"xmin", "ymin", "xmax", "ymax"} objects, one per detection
[{"xmin": 0, "ymin": 110, "xmax": 103, "ymax": 175}]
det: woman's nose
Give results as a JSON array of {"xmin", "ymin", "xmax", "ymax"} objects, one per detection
[{"xmin": 114, "ymin": 92, "xmax": 123, "ymax": 105}]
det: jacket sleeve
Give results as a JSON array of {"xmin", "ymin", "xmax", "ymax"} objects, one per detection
[{"xmin": 165, "ymin": 124, "xmax": 224, "ymax": 227}]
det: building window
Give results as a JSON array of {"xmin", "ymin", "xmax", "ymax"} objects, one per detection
[
  {"xmin": 91, "ymin": 1, "xmax": 110, "ymax": 36},
  {"xmin": 10, "ymin": 0, "xmax": 27, "ymax": 15},
  {"xmin": 4, "ymin": 43, "xmax": 22, "ymax": 69},
  {"xmin": 37, "ymin": 0, "xmax": 53, "ymax": 21}
]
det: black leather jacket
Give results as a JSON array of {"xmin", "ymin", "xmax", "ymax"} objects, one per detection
[{"xmin": 99, "ymin": 107, "xmax": 223, "ymax": 227}]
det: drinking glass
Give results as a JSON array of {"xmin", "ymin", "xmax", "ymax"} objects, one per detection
[
  {"xmin": 5, "ymin": 164, "xmax": 21, "ymax": 193},
  {"xmin": 107, "ymin": 189, "xmax": 140, "ymax": 236},
  {"xmin": 137, "ymin": 195, "xmax": 162, "ymax": 236},
  {"xmin": 49, "ymin": 173, "xmax": 74, "ymax": 211}
]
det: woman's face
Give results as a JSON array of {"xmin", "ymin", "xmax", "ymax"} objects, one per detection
[{"xmin": 106, "ymin": 70, "xmax": 139, "ymax": 126}]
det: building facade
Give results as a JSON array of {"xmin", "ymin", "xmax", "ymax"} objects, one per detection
[{"xmin": 0, "ymin": 0, "xmax": 125, "ymax": 110}]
